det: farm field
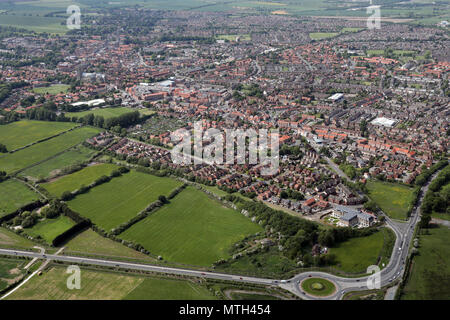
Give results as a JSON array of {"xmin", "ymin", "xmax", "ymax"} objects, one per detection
[
  {"xmin": 65, "ymin": 107, "xmax": 135, "ymax": 119},
  {"xmin": 0, "ymin": 258, "xmax": 25, "ymax": 292},
  {"xmin": 0, "ymin": 126, "xmax": 101, "ymax": 174},
  {"xmin": 67, "ymin": 170, "xmax": 182, "ymax": 231},
  {"xmin": 42, "ymin": 163, "xmax": 118, "ymax": 197},
  {"xmin": 329, "ymin": 228, "xmax": 393, "ymax": 274},
  {"xmin": 5, "ymin": 266, "xmax": 215, "ymax": 300},
  {"xmin": 19, "ymin": 145, "xmax": 97, "ymax": 180},
  {"xmin": 65, "ymin": 229, "xmax": 154, "ymax": 262},
  {"xmin": 23, "ymin": 215, "xmax": 75, "ymax": 244},
  {"xmin": 0, "ymin": 120, "xmax": 77, "ymax": 151},
  {"xmin": 119, "ymin": 187, "xmax": 263, "ymax": 266},
  {"xmin": 124, "ymin": 277, "xmax": 216, "ymax": 300},
  {"xmin": 366, "ymin": 180, "xmax": 416, "ymax": 220},
  {"xmin": 401, "ymin": 225, "xmax": 450, "ymax": 300},
  {"xmin": 0, "ymin": 227, "xmax": 35, "ymax": 249},
  {"xmin": 32, "ymin": 84, "xmax": 70, "ymax": 95},
  {"xmin": 0, "ymin": 179, "xmax": 40, "ymax": 218},
  {"xmin": 0, "ymin": 14, "xmax": 67, "ymax": 34}
]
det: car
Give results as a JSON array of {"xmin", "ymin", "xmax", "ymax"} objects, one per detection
[
  {"xmin": 201, "ymin": 273, "xmax": 206, "ymax": 275},
  {"xmin": 308, "ymin": 275, "xmax": 312, "ymax": 277},
  {"xmin": 356, "ymin": 279, "xmax": 360, "ymax": 282},
  {"xmin": 239, "ymin": 277, "xmax": 243, "ymax": 280}
]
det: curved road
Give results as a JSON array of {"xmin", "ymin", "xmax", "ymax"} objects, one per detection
[{"xmin": 0, "ymin": 165, "xmax": 445, "ymax": 299}]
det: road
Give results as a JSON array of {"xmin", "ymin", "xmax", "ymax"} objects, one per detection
[{"xmin": 0, "ymin": 165, "xmax": 445, "ymax": 300}]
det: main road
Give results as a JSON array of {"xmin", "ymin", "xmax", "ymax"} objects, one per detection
[{"xmin": 0, "ymin": 165, "xmax": 445, "ymax": 300}]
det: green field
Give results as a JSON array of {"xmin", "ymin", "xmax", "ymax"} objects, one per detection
[
  {"xmin": 366, "ymin": 180, "xmax": 416, "ymax": 220},
  {"xmin": 0, "ymin": 179, "xmax": 40, "ymax": 217},
  {"xmin": 119, "ymin": 187, "xmax": 262, "ymax": 266},
  {"xmin": 65, "ymin": 229, "xmax": 154, "ymax": 261},
  {"xmin": 124, "ymin": 278, "xmax": 216, "ymax": 300},
  {"xmin": 42, "ymin": 163, "xmax": 118, "ymax": 197},
  {"xmin": 330, "ymin": 228, "xmax": 394, "ymax": 274},
  {"xmin": 0, "ymin": 120, "xmax": 77, "ymax": 151},
  {"xmin": 0, "ymin": 227, "xmax": 35, "ymax": 249},
  {"xmin": 401, "ymin": 226, "xmax": 450, "ymax": 300},
  {"xmin": 5, "ymin": 266, "xmax": 215, "ymax": 300},
  {"xmin": 67, "ymin": 170, "xmax": 182, "ymax": 231},
  {"xmin": 301, "ymin": 278, "xmax": 336, "ymax": 297},
  {"xmin": 65, "ymin": 107, "xmax": 135, "ymax": 119},
  {"xmin": 0, "ymin": 126, "xmax": 101, "ymax": 174},
  {"xmin": 216, "ymin": 34, "xmax": 251, "ymax": 41},
  {"xmin": 309, "ymin": 32, "xmax": 338, "ymax": 40},
  {"xmin": 0, "ymin": 258, "xmax": 25, "ymax": 291},
  {"xmin": 19, "ymin": 145, "xmax": 97, "ymax": 180},
  {"xmin": 32, "ymin": 84, "xmax": 70, "ymax": 95},
  {"xmin": 23, "ymin": 215, "xmax": 75, "ymax": 244}
]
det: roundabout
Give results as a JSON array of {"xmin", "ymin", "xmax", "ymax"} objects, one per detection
[{"xmin": 300, "ymin": 277, "xmax": 337, "ymax": 297}]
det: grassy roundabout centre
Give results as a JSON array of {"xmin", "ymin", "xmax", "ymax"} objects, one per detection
[{"xmin": 301, "ymin": 278, "xmax": 337, "ymax": 297}]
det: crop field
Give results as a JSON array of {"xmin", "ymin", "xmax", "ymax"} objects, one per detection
[
  {"xmin": 330, "ymin": 228, "xmax": 392, "ymax": 274},
  {"xmin": 5, "ymin": 266, "xmax": 215, "ymax": 300},
  {"xmin": 0, "ymin": 120, "xmax": 77, "ymax": 151},
  {"xmin": 0, "ymin": 227, "xmax": 35, "ymax": 249},
  {"xmin": 366, "ymin": 180, "xmax": 416, "ymax": 220},
  {"xmin": 0, "ymin": 126, "xmax": 101, "ymax": 174},
  {"xmin": 32, "ymin": 84, "xmax": 70, "ymax": 95},
  {"xmin": 119, "ymin": 187, "xmax": 263, "ymax": 266},
  {"xmin": 65, "ymin": 107, "xmax": 135, "ymax": 119},
  {"xmin": 42, "ymin": 163, "xmax": 118, "ymax": 197},
  {"xmin": 401, "ymin": 225, "xmax": 450, "ymax": 300},
  {"xmin": 0, "ymin": 179, "xmax": 40, "ymax": 218},
  {"xmin": 19, "ymin": 145, "xmax": 97, "ymax": 180},
  {"xmin": 67, "ymin": 170, "xmax": 182, "ymax": 231},
  {"xmin": 309, "ymin": 32, "xmax": 338, "ymax": 40},
  {"xmin": 124, "ymin": 278, "xmax": 216, "ymax": 300},
  {"xmin": 65, "ymin": 229, "xmax": 154, "ymax": 261},
  {"xmin": 23, "ymin": 215, "xmax": 75, "ymax": 244}
]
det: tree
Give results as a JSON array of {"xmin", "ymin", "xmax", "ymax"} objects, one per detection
[
  {"xmin": 0, "ymin": 143, "xmax": 7, "ymax": 153},
  {"xmin": 419, "ymin": 215, "xmax": 431, "ymax": 229},
  {"xmin": 158, "ymin": 195, "xmax": 167, "ymax": 203}
]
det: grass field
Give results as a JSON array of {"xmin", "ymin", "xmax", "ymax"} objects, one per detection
[
  {"xmin": 65, "ymin": 229, "xmax": 154, "ymax": 261},
  {"xmin": 19, "ymin": 145, "xmax": 97, "ymax": 180},
  {"xmin": 0, "ymin": 179, "xmax": 40, "ymax": 217},
  {"xmin": 23, "ymin": 215, "xmax": 75, "ymax": 244},
  {"xmin": 67, "ymin": 170, "xmax": 182, "ymax": 231},
  {"xmin": 0, "ymin": 120, "xmax": 77, "ymax": 151},
  {"xmin": 330, "ymin": 228, "xmax": 393, "ymax": 274},
  {"xmin": 401, "ymin": 225, "xmax": 450, "ymax": 300},
  {"xmin": 301, "ymin": 278, "xmax": 336, "ymax": 297},
  {"xmin": 0, "ymin": 227, "xmax": 35, "ymax": 249},
  {"xmin": 32, "ymin": 84, "xmax": 70, "ymax": 95},
  {"xmin": 309, "ymin": 32, "xmax": 338, "ymax": 40},
  {"xmin": 366, "ymin": 180, "xmax": 416, "ymax": 220},
  {"xmin": 6, "ymin": 266, "xmax": 215, "ymax": 300},
  {"xmin": 42, "ymin": 163, "xmax": 118, "ymax": 197},
  {"xmin": 124, "ymin": 277, "xmax": 216, "ymax": 300},
  {"xmin": 119, "ymin": 187, "xmax": 262, "ymax": 266},
  {"xmin": 0, "ymin": 258, "xmax": 25, "ymax": 291},
  {"xmin": 0, "ymin": 126, "xmax": 101, "ymax": 174},
  {"xmin": 65, "ymin": 107, "xmax": 135, "ymax": 119}
]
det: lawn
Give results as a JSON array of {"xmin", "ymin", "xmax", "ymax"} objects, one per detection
[
  {"xmin": 366, "ymin": 180, "xmax": 416, "ymax": 220},
  {"xmin": 0, "ymin": 179, "xmax": 40, "ymax": 217},
  {"xmin": 0, "ymin": 126, "xmax": 101, "ymax": 174},
  {"xmin": 32, "ymin": 84, "xmax": 70, "ymax": 95},
  {"xmin": 401, "ymin": 225, "xmax": 450, "ymax": 300},
  {"xmin": 0, "ymin": 120, "xmax": 77, "ymax": 151},
  {"xmin": 19, "ymin": 145, "xmax": 97, "ymax": 180},
  {"xmin": 119, "ymin": 187, "xmax": 263, "ymax": 266},
  {"xmin": 301, "ymin": 278, "xmax": 336, "ymax": 297},
  {"xmin": 330, "ymin": 228, "xmax": 393, "ymax": 274},
  {"xmin": 124, "ymin": 277, "xmax": 216, "ymax": 300},
  {"xmin": 67, "ymin": 170, "xmax": 182, "ymax": 231},
  {"xmin": 23, "ymin": 215, "xmax": 75, "ymax": 244},
  {"xmin": 65, "ymin": 107, "xmax": 135, "ymax": 119},
  {"xmin": 65, "ymin": 229, "xmax": 154, "ymax": 261},
  {"xmin": 42, "ymin": 163, "xmax": 118, "ymax": 197}
]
